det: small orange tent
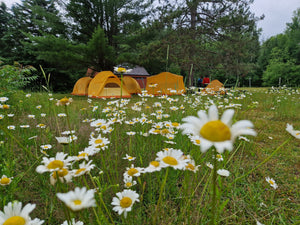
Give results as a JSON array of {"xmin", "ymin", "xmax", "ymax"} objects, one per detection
[
  {"xmin": 122, "ymin": 76, "xmax": 142, "ymax": 94},
  {"xmin": 145, "ymin": 72, "xmax": 186, "ymax": 95},
  {"xmin": 203, "ymin": 79, "xmax": 226, "ymax": 95},
  {"xmin": 88, "ymin": 71, "xmax": 131, "ymax": 98},
  {"xmin": 71, "ymin": 77, "xmax": 92, "ymax": 96}
]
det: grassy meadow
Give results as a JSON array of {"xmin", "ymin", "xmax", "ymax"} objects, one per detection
[{"xmin": 0, "ymin": 87, "xmax": 299, "ymax": 225}]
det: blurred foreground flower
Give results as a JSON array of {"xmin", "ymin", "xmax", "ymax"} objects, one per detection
[
  {"xmin": 180, "ymin": 104, "xmax": 256, "ymax": 153},
  {"xmin": 56, "ymin": 97, "xmax": 73, "ymax": 106},
  {"xmin": 0, "ymin": 201, "xmax": 44, "ymax": 225},
  {"xmin": 56, "ymin": 187, "xmax": 96, "ymax": 211},
  {"xmin": 286, "ymin": 123, "xmax": 300, "ymax": 139},
  {"xmin": 111, "ymin": 189, "xmax": 139, "ymax": 218}
]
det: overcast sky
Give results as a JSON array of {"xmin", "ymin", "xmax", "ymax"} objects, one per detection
[{"xmin": 1, "ymin": 0, "xmax": 299, "ymax": 41}]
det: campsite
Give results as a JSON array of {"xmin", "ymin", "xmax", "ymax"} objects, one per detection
[{"xmin": 1, "ymin": 1, "xmax": 300, "ymax": 225}]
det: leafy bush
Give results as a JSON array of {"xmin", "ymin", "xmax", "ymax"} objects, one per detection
[{"xmin": 0, "ymin": 60, "xmax": 38, "ymax": 93}]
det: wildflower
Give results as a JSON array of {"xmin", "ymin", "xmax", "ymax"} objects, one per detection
[
  {"xmin": 0, "ymin": 97, "xmax": 9, "ymax": 103},
  {"xmin": 144, "ymin": 161, "xmax": 162, "ymax": 173},
  {"xmin": 40, "ymin": 144, "xmax": 52, "ymax": 150},
  {"xmin": 155, "ymin": 149, "xmax": 189, "ymax": 170},
  {"xmin": 215, "ymin": 154, "xmax": 223, "ymax": 161},
  {"xmin": 206, "ymin": 162, "xmax": 213, "ymax": 169},
  {"xmin": 0, "ymin": 175, "xmax": 13, "ymax": 186},
  {"xmin": 56, "ymin": 136, "xmax": 71, "ymax": 145},
  {"xmin": 180, "ymin": 104, "xmax": 256, "ymax": 153},
  {"xmin": 0, "ymin": 114, "xmax": 4, "ymax": 119},
  {"xmin": 41, "ymin": 113, "xmax": 46, "ymax": 117},
  {"xmin": 73, "ymin": 160, "xmax": 95, "ymax": 177},
  {"xmin": 124, "ymin": 164, "xmax": 143, "ymax": 178},
  {"xmin": 217, "ymin": 169, "xmax": 230, "ymax": 177},
  {"xmin": 114, "ymin": 67, "xmax": 127, "ymax": 73},
  {"xmin": 57, "ymin": 97, "xmax": 73, "ymax": 106},
  {"xmin": 36, "ymin": 123, "xmax": 46, "ymax": 128},
  {"xmin": 0, "ymin": 201, "xmax": 44, "ymax": 225},
  {"xmin": 58, "ymin": 113, "xmax": 67, "ymax": 117},
  {"xmin": 286, "ymin": 123, "xmax": 300, "ymax": 139},
  {"xmin": 111, "ymin": 189, "xmax": 139, "ymax": 218},
  {"xmin": 7, "ymin": 114, "xmax": 14, "ymax": 117},
  {"xmin": 185, "ymin": 160, "xmax": 200, "ymax": 173},
  {"xmin": 28, "ymin": 114, "xmax": 35, "ymax": 119},
  {"xmin": 126, "ymin": 131, "xmax": 136, "ymax": 136},
  {"xmin": 123, "ymin": 154, "xmax": 136, "ymax": 161},
  {"xmin": 89, "ymin": 134, "xmax": 110, "ymax": 150},
  {"xmin": 36, "ymin": 152, "xmax": 72, "ymax": 173},
  {"xmin": 61, "ymin": 219, "xmax": 84, "ymax": 225},
  {"xmin": 0, "ymin": 104, "xmax": 10, "ymax": 109},
  {"xmin": 36, "ymin": 105, "xmax": 42, "ymax": 109},
  {"xmin": 61, "ymin": 130, "xmax": 75, "ymax": 135},
  {"xmin": 50, "ymin": 168, "xmax": 73, "ymax": 185},
  {"xmin": 26, "ymin": 94, "xmax": 31, "ymax": 97},
  {"xmin": 123, "ymin": 176, "xmax": 137, "ymax": 188},
  {"xmin": 90, "ymin": 119, "xmax": 108, "ymax": 127},
  {"xmin": 56, "ymin": 187, "xmax": 96, "ymax": 211},
  {"xmin": 7, "ymin": 125, "xmax": 15, "ymax": 130},
  {"xmin": 265, "ymin": 177, "xmax": 278, "ymax": 189}
]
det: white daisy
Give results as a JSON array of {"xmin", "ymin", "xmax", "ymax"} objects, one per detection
[
  {"xmin": 123, "ymin": 164, "xmax": 143, "ymax": 178},
  {"xmin": 0, "ymin": 201, "xmax": 44, "ymax": 225},
  {"xmin": 56, "ymin": 187, "xmax": 96, "ymax": 211},
  {"xmin": 217, "ymin": 169, "xmax": 230, "ymax": 177},
  {"xmin": 61, "ymin": 219, "xmax": 84, "ymax": 225},
  {"xmin": 0, "ymin": 175, "xmax": 13, "ymax": 186},
  {"xmin": 36, "ymin": 152, "xmax": 72, "ymax": 173},
  {"xmin": 286, "ymin": 123, "xmax": 300, "ymax": 139},
  {"xmin": 111, "ymin": 189, "xmax": 139, "ymax": 218},
  {"xmin": 155, "ymin": 149, "xmax": 189, "ymax": 170},
  {"xmin": 89, "ymin": 134, "xmax": 110, "ymax": 150},
  {"xmin": 144, "ymin": 160, "xmax": 162, "ymax": 173},
  {"xmin": 73, "ymin": 160, "xmax": 95, "ymax": 177},
  {"xmin": 50, "ymin": 168, "xmax": 73, "ymax": 185},
  {"xmin": 180, "ymin": 104, "xmax": 256, "ymax": 153},
  {"xmin": 123, "ymin": 176, "xmax": 137, "ymax": 188},
  {"xmin": 123, "ymin": 154, "xmax": 136, "ymax": 161},
  {"xmin": 265, "ymin": 177, "xmax": 278, "ymax": 189},
  {"xmin": 40, "ymin": 144, "xmax": 52, "ymax": 150}
]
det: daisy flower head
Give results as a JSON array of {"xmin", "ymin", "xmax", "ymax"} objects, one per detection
[
  {"xmin": 265, "ymin": 177, "xmax": 278, "ymax": 189},
  {"xmin": 286, "ymin": 123, "xmax": 300, "ymax": 139},
  {"xmin": 0, "ymin": 201, "xmax": 44, "ymax": 225},
  {"xmin": 56, "ymin": 187, "xmax": 96, "ymax": 211},
  {"xmin": 36, "ymin": 152, "xmax": 72, "ymax": 174},
  {"xmin": 123, "ymin": 164, "xmax": 143, "ymax": 178},
  {"xmin": 7, "ymin": 125, "xmax": 15, "ymax": 130},
  {"xmin": 217, "ymin": 169, "xmax": 230, "ymax": 177},
  {"xmin": 50, "ymin": 168, "xmax": 73, "ymax": 185},
  {"xmin": 185, "ymin": 159, "xmax": 200, "ymax": 173},
  {"xmin": 89, "ymin": 134, "xmax": 110, "ymax": 150},
  {"xmin": 123, "ymin": 154, "xmax": 136, "ymax": 161},
  {"xmin": 155, "ymin": 149, "xmax": 189, "ymax": 170},
  {"xmin": 0, "ymin": 175, "xmax": 13, "ymax": 186},
  {"xmin": 111, "ymin": 189, "xmax": 139, "ymax": 218},
  {"xmin": 73, "ymin": 160, "xmax": 95, "ymax": 177},
  {"xmin": 56, "ymin": 97, "xmax": 73, "ymax": 106},
  {"xmin": 123, "ymin": 176, "xmax": 137, "ymax": 188},
  {"xmin": 144, "ymin": 160, "xmax": 162, "ymax": 173},
  {"xmin": 0, "ymin": 97, "xmax": 9, "ymax": 103},
  {"xmin": 180, "ymin": 104, "xmax": 256, "ymax": 153},
  {"xmin": 40, "ymin": 144, "xmax": 52, "ymax": 150},
  {"xmin": 56, "ymin": 136, "xmax": 71, "ymax": 145}
]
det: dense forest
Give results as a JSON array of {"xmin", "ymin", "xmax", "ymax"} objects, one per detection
[{"xmin": 0, "ymin": 0, "xmax": 299, "ymax": 91}]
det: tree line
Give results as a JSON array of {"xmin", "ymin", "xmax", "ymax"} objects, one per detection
[{"xmin": 0, "ymin": 0, "xmax": 299, "ymax": 91}]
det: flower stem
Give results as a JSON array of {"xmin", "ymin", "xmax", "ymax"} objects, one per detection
[{"xmin": 211, "ymin": 149, "xmax": 218, "ymax": 225}]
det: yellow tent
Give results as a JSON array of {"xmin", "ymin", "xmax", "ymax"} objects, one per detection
[
  {"xmin": 71, "ymin": 77, "xmax": 92, "ymax": 96},
  {"xmin": 122, "ymin": 76, "xmax": 142, "ymax": 94},
  {"xmin": 88, "ymin": 71, "xmax": 131, "ymax": 98},
  {"xmin": 203, "ymin": 79, "xmax": 226, "ymax": 95},
  {"xmin": 145, "ymin": 72, "xmax": 186, "ymax": 95}
]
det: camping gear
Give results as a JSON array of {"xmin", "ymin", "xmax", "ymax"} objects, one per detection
[
  {"xmin": 145, "ymin": 72, "xmax": 186, "ymax": 95},
  {"xmin": 203, "ymin": 79, "xmax": 226, "ymax": 95},
  {"xmin": 71, "ymin": 77, "xmax": 92, "ymax": 96},
  {"xmin": 88, "ymin": 71, "xmax": 131, "ymax": 98},
  {"xmin": 123, "ymin": 76, "xmax": 142, "ymax": 94}
]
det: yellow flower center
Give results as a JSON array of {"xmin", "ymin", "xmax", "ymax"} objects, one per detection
[
  {"xmin": 3, "ymin": 105, "xmax": 10, "ymax": 109},
  {"xmin": 269, "ymin": 180, "xmax": 274, "ymax": 185},
  {"xmin": 59, "ymin": 97, "xmax": 70, "ymax": 105},
  {"xmin": 162, "ymin": 156, "xmax": 178, "ymax": 166},
  {"xmin": 172, "ymin": 122, "xmax": 179, "ymax": 127},
  {"xmin": 200, "ymin": 120, "xmax": 231, "ymax": 142},
  {"xmin": 78, "ymin": 153, "xmax": 88, "ymax": 158},
  {"xmin": 216, "ymin": 154, "xmax": 222, "ymax": 159},
  {"xmin": 186, "ymin": 163, "xmax": 195, "ymax": 171},
  {"xmin": 53, "ymin": 168, "xmax": 69, "ymax": 179},
  {"xmin": 3, "ymin": 216, "xmax": 26, "ymax": 225},
  {"xmin": 75, "ymin": 168, "xmax": 86, "ymax": 175},
  {"xmin": 195, "ymin": 139, "xmax": 201, "ymax": 144},
  {"xmin": 0, "ymin": 177, "xmax": 10, "ymax": 185},
  {"xmin": 128, "ymin": 156, "xmax": 133, "ymax": 160},
  {"xmin": 161, "ymin": 129, "xmax": 170, "ymax": 134},
  {"xmin": 117, "ymin": 67, "xmax": 127, "ymax": 73},
  {"xmin": 127, "ymin": 168, "xmax": 138, "ymax": 176},
  {"xmin": 153, "ymin": 129, "xmax": 161, "ymax": 134},
  {"xmin": 95, "ymin": 139, "xmax": 103, "ymax": 144},
  {"xmin": 126, "ymin": 182, "xmax": 132, "ymax": 187},
  {"xmin": 101, "ymin": 125, "xmax": 107, "ymax": 130},
  {"xmin": 296, "ymin": 132, "xmax": 300, "ymax": 136},
  {"xmin": 120, "ymin": 197, "xmax": 132, "ymax": 208},
  {"xmin": 73, "ymin": 199, "xmax": 82, "ymax": 205},
  {"xmin": 150, "ymin": 161, "xmax": 160, "ymax": 167},
  {"xmin": 47, "ymin": 160, "xmax": 64, "ymax": 170}
]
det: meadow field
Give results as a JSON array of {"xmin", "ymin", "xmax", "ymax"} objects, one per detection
[{"xmin": 0, "ymin": 87, "xmax": 299, "ymax": 225}]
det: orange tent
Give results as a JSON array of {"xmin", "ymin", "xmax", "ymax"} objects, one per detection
[
  {"xmin": 203, "ymin": 79, "xmax": 226, "ymax": 95},
  {"xmin": 88, "ymin": 71, "xmax": 131, "ymax": 98},
  {"xmin": 145, "ymin": 72, "xmax": 186, "ymax": 95},
  {"xmin": 71, "ymin": 77, "xmax": 92, "ymax": 96},
  {"xmin": 122, "ymin": 76, "xmax": 142, "ymax": 94}
]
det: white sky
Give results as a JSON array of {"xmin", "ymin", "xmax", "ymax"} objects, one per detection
[{"xmin": 1, "ymin": 0, "xmax": 299, "ymax": 41}]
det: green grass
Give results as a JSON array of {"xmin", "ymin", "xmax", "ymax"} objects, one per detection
[{"xmin": 0, "ymin": 87, "xmax": 299, "ymax": 224}]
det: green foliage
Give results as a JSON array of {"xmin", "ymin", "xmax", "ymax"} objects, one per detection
[{"xmin": 0, "ymin": 61, "xmax": 37, "ymax": 93}]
